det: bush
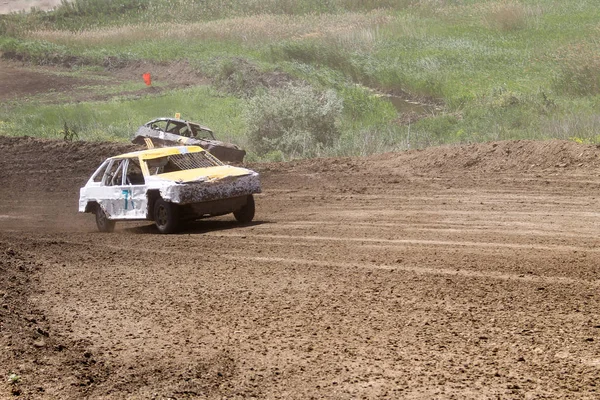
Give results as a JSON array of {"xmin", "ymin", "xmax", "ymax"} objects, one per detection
[
  {"xmin": 555, "ymin": 60, "xmax": 600, "ymax": 96},
  {"xmin": 244, "ymin": 84, "xmax": 343, "ymax": 158},
  {"xmin": 552, "ymin": 42, "xmax": 600, "ymax": 96}
]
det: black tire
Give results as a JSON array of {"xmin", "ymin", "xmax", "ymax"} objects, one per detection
[
  {"xmin": 234, "ymin": 195, "xmax": 255, "ymax": 224},
  {"xmin": 95, "ymin": 205, "xmax": 115, "ymax": 233},
  {"xmin": 154, "ymin": 198, "xmax": 179, "ymax": 234}
]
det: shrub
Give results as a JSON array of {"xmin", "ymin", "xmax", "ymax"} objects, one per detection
[
  {"xmin": 553, "ymin": 43, "xmax": 600, "ymax": 96},
  {"xmin": 244, "ymin": 84, "xmax": 343, "ymax": 158}
]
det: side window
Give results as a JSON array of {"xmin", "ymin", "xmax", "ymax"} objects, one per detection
[
  {"xmin": 104, "ymin": 159, "xmax": 125, "ymax": 186},
  {"xmin": 179, "ymin": 124, "xmax": 191, "ymax": 137},
  {"xmin": 189, "ymin": 124, "xmax": 199, "ymax": 138},
  {"xmin": 166, "ymin": 121, "xmax": 186, "ymax": 136},
  {"xmin": 150, "ymin": 120, "xmax": 168, "ymax": 132},
  {"xmin": 125, "ymin": 158, "xmax": 145, "ymax": 185},
  {"xmin": 92, "ymin": 161, "xmax": 109, "ymax": 183},
  {"xmin": 190, "ymin": 124, "xmax": 214, "ymax": 140}
]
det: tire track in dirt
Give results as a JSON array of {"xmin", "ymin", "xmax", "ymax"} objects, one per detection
[
  {"xmin": 255, "ymin": 220, "xmax": 600, "ymax": 240},
  {"xmin": 206, "ymin": 232, "xmax": 600, "ymax": 253},
  {"xmin": 6, "ymin": 231, "xmax": 600, "ymax": 287},
  {"xmin": 12, "ymin": 229, "xmax": 600, "ymax": 254},
  {"xmin": 221, "ymin": 255, "xmax": 600, "ymax": 288}
]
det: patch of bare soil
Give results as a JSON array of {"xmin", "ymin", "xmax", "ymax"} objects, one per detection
[
  {"xmin": 0, "ymin": 59, "xmax": 93, "ymax": 103},
  {"xmin": 109, "ymin": 59, "xmax": 207, "ymax": 87},
  {"xmin": 1, "ymin": 136, "xmax": 600, "ymax": 399},
  {"xmin": 0, "ymin": 244, "xmax": 110, "ymax": 397},
  {"xmin": 0, "ymin": 58, "xmax": 208, "ymax": 103}
]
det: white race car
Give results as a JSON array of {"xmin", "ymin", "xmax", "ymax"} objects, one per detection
[{"xmin": 79, "ymin": 146, "xmax": 260, "ymax": 233}]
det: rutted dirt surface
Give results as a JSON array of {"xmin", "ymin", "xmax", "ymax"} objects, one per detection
[{"xmin": 2, "ymin": 135, "xmax": 600, "ymax": 399}]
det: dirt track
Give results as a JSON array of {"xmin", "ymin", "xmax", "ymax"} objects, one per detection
[{"xmin": 1, "ymin": 135, "xmax": 600, "ymax": 399}]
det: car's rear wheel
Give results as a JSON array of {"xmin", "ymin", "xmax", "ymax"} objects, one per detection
[
  {"xmin": 233, "ymin": 195, "xmax": 255, "ymax": 224},
  {"xmin": 154, "ymin": 198, "xmax": 179, "ymax": 234},
  {"xmin": 95, "ymin": 205, "xmax": 115, "ymax": 233}
]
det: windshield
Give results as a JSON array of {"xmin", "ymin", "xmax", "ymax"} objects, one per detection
[{"xmin": 145, "ymin": 151, "xmax": 223, "ymax": 176}]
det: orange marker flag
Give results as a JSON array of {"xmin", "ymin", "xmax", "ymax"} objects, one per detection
[{"xmin": 142, "ymin": 72, "xmax": 151, "ymax": 86}]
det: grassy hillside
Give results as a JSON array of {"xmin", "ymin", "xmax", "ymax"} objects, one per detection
[{"xmin": 1, "ymin": 0, "xmax": 599, "ymax": 160}]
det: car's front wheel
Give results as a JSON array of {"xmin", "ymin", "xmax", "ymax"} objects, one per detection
[
  {"xmin": 233, "ymin": 195, "xmax": 255, "ymax": 223},
  {"xmin": 95, "ymin": 205, "xmax": 115, "ymax": 233},
  {"xmin": 154, "ymin": 199, "xmax": 179, "ymax": 234}
]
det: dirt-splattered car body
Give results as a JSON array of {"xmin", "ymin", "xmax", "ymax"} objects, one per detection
[
  {"xmin": 79, "ymin": 146, "xmax": 260, "ymax": 233},
  {"xmin": 132, "ymin": 117, "xmax": 246, "ymax": 163}
]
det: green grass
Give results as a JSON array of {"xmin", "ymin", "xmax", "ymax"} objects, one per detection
[
  {"xmin": 1, "ymin": 0, "xmax": 600, "ymax": 159},
  {"xmin": 0, "ymin": 86, "xmax": 245, "ymax": 143}
]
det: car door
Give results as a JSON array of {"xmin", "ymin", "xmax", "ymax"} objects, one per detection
[
  {"xmin": 84, "ymin": 158, "xmax": 148, "ymax": 219},
  {"xmin": 119, "ymin": 158, "xmax": 148, "ymax": 219},
  {"xmin": 105, "ymin": 158, "xmax": 148, "ymax": 219},
  {"xmin": 101, "ymin": 158, "xmax": 129, "ymax": 218}
]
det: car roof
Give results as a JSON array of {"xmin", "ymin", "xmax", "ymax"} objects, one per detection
[
  {"xmin": 145, "ymin": 118, "xmax": 213, "ymax": 132},
  {"xmin": 112, "ymin": 146, "xmax": 205, "ymax": 160}
]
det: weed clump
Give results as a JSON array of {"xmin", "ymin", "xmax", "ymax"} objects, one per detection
[
  {"xmin": 60, "ymin": 122, "xmax": 79, "ymax": 142},
  {"xmin": 244, "ymin": 84, "xmax": 343, "ymax": 159}
]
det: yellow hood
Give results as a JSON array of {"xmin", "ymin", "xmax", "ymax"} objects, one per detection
[{"xmin": 155, "ymin": 165, "xmax": 252, "ymax": 183}]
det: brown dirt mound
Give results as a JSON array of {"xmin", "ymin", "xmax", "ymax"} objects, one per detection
[
  {"xmin": 0, "ymin": 136, "xmax": 138, "ymax": 194},
  {"xmin": 3, "ymin": 137, "xmax": 598, "ymax": 196},
  {"xmin": 260, "ymin": 139, "xmax": 600, "ymax": 178},
  {"xmin": 381, "ymin": 140, "xmax": 600, "ymax": 174}
]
